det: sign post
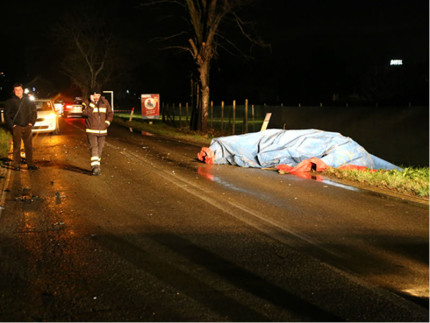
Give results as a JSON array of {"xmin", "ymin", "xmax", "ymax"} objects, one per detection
[
  {"xmin": 129, "ymin": 107, "xmax": 135, "ymax": 122},
  {"xmin": 141, "ymin": 94, "xmax": 160, "ymax": 119},
  {"xmin": 103, "ymin": 91, "xmax": 114, "ymax": 111}
]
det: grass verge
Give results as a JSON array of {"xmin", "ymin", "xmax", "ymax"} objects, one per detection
[
  {"xmin": 0, "ymin": 127, "xmax": 11, "ymax": 160},
  {"xmin": 114, "ymin": 116, "xmax": 214, "ymax": 146},
  {"xmin": 322, "ymin": 167, "xmax": 429, "ymax": 199}
]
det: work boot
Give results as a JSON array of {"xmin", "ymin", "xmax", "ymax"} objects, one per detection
[{"xmin": 92, "ymin": 166, "xmax": 101, "ymax": 176}]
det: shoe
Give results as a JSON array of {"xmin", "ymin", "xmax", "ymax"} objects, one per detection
[
  {"xmin": 92, "ymin": 167, "xmax": 101, "ymax": 176},
  {"xmin": 13, "ymin": 166, "xmax": 20, "ymax": 171},
  {"xmin": 28, "ymin": 165, "xmax": 39, "ymax": 170}
]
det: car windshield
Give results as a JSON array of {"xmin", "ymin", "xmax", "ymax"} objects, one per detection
[{"xmin": 35, "ymin": 101, "xmax": 53, "ymax": 111}]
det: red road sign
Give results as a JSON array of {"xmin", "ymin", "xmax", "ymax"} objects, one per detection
[{"xmin": 141, "ymin": 94, "xmax": 160, "ymax": 119}]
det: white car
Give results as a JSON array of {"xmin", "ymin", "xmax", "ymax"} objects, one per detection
[{"xmin": 33, "ymin": 99, "xmax": 60, "ymax": 134}]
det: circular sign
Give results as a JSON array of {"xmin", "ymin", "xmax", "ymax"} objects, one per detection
[{"xmin": 144, "ymin": 98, "xmax": 157, "ymax": 110}]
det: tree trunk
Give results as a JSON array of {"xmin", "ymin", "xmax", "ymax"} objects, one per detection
[
  {"xmin": 190, "ymin": 81, "xmax": 199, "ymax": 131},
  {"xmin": 199, "ymin": 62, "xmax": 210, "ymax": 132}
]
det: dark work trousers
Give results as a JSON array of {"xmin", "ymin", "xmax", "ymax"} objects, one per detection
[
  {"xmin": 12, "ymin": 125, "xmax": 34, "ymax": 167},
  {"xmin": 87, "ymin": 134, "xmax": 106, "ymax": 169}
]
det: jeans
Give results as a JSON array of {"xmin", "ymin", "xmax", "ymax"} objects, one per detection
[{"xmin": 12, "ymin": 125, "xmax": 34, "ymax": 167}]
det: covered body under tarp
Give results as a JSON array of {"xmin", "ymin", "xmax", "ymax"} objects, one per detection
[{"xmin": 197, "ymin": 129, "xmax": 402, "ymax": 171}]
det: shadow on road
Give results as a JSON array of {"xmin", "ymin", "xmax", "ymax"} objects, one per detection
[
  {"xmin": 31, "ymin": 160, "xmax": 93, "ymax": 176},
  {"xmin": 92, "ymin": 230, "xmax": 342, "ymax": 322},
  {"xmin": 1, "ymin": 156, "xmax": 93, "ymax": 176},
  {"xmin": 50, "ymin": 161, "xmax": 92, "ymax": 176}
]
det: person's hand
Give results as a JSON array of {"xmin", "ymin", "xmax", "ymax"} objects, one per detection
[{"xmin": 28, "ymin": 123, "xmax": 33, "ymax": 126}]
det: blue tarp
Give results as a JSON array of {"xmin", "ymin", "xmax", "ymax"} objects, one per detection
[{"xmin": 205, "ymin": 129, "xmax": 401, "ymax": 170}]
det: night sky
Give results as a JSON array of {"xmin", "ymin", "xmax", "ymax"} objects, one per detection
[{"xmin": 0, "ymin": 0, "xmax": 428, "ymax": 106}]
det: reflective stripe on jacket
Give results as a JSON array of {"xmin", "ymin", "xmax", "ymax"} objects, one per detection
[{"xmin": 86, "ymin": 129, "xmax": 108, "ymax": 134}]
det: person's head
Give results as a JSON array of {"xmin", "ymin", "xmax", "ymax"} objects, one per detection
[
  {"xmin": 90, "ymin": 88, "xmax": 101, "ymax": 102},
  {"xmin": 13, "ymin": 83, "xmax": 24, "ymax": 99}
]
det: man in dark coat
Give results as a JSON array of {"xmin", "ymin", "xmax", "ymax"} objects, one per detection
[
  {"xmin": 4, "ymin": 83, "xmax": 38, "ymax": 171},
  {"xmin": 82, "ymin": 88, "xmax": 113, "ymax": 176}
]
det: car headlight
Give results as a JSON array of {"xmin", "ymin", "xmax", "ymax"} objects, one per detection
[{"xmin": 47, "ymin": 113, "xmax": 57, "ymax": 119}]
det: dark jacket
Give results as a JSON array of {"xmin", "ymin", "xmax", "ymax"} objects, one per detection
[
  {"xmin": 4, "ymin": 94, "xmax": 37, "ymax": 129},
  {"xmin": 82, "ymin": 96, "xmax": 113, "ymax": 136}
]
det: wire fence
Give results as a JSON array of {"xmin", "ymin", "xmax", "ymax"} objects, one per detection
[
  {"xmin": 116, "ymin": 100, "xmax": 429, "ymax": 137},
  {"xmin": 121, "ymin": 101, "xmax": 276, "ymax": 134},
  {"xmin": 117, "ymin": 101, "xmax": 429, "ymax": 166}
]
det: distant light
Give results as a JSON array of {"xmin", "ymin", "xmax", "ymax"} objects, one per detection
[
  {"xmin": 32, "ymin": 87, "xmax": 36, "ymax": 92},
  {"xmin": 390, "ymin": 59, "xmax": 403, "ymax": 66},
  {"xmin": 126, "ymin": 90, "xmax": 130, "ymax": 94},
  {"xmin": 24, "ymin": 88, "xmax": 29, "ymax": 94}
]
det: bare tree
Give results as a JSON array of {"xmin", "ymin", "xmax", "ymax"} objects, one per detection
[
  {"xmin": 185, "ymin": 0, "xmax": 227, "ymax": 131},
  {"xmin": 145, "ymin": 0, "xmax": 265, "ymax": 131},
  {"xmin": 186, "ymin": 0, "xmax": 266, "ymax": 131},
  {"xmin": 56, "ymin": 4, "xmax": 118, "ymax": 99}
]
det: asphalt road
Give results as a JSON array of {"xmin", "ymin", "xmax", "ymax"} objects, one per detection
[{"xmin": 0, "ymin": 118, "xmax": 428, "ymax": 321}]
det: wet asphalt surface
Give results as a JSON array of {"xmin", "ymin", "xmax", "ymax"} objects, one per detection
[{"xmin": 0, "ymin": 118, "xmax": 428, "ymax": 321}]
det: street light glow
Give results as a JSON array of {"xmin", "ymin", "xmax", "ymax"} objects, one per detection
[{"xmin": 390, "ymin": 59, "xmax": 403, "ymax": 66}]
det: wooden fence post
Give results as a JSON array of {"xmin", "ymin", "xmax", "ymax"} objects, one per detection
[
  {"xmin": 171, "ymin": 103, "xmax": 175, "ymax": 125},
  {"xmin": 244, "ymin": 99, "xmax": 248, "ymax": 134},
  {"xmin": 167, "ymin": 102, "xmax": 170, "ymax": 121},
  {"xmin": 162, "ymin": 102, "xmax": 165, "ymax": 122},
  {"xmin": 221, "ymin": 101, "xmax": 224, "ymax": 131},
  {"xmin": 186, "ymin": 102, "xmax": 189, "ymax": 123},
  {"xmin": 129, "ymin": 107, "xmax": 135, "ymax": 122},
  {"xmin": 167, "ymin": 103, "xmax": 174, "ymax": 124},
  {"xmin": 210, "ymin": 100, "xmax": 213, "ymax": 128},
  {"xmin": 173, "ymin": 103, "xmax": 175, "ymax": 123},
  {"xmin": 232, "ymin": 100, "xmax": 236, "ymax": 135},
  {"xmin": 196, "ymin": 83, "xmax": 200, "ymax": 128},
  {"xmin": 179, "ymin": 103, "xmax": 182, "ymax": 126}
]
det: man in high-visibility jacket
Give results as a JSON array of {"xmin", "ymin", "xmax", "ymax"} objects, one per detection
[{"xmin": 82, "ymin": 88, "xmax": 113, "ymax": 176}]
